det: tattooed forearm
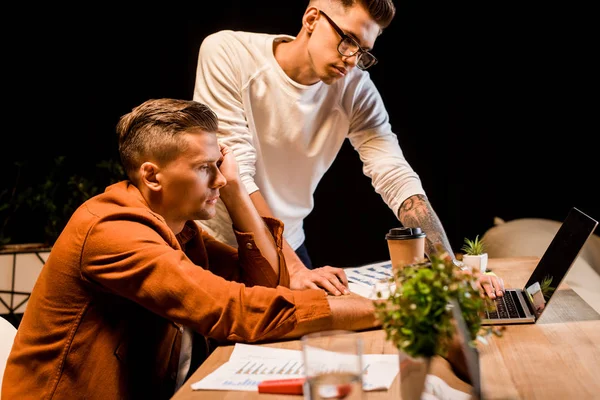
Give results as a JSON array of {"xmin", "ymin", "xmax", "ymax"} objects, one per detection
[{"xmin": 397, "ymin": 194, "xmax": 454, "ymax": 258}]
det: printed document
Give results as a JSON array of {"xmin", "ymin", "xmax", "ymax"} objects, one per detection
[{"xmin": 191, "ymin": 343, "xmax": 399, "ymax": 392}]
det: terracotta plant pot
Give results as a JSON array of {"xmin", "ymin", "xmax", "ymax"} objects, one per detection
[{"xmin": 399, "ymin": 353, "xmax": 431, "ymax": 400}]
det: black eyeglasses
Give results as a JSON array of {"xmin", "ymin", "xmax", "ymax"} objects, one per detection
[{"xmin": 319, "ymin": 10, "xmax": 378, "ymax": 70}]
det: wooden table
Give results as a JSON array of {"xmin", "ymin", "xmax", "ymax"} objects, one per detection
[{"xmin": 171, "ymin": 257, "xmax": 600, "ymax": 399}]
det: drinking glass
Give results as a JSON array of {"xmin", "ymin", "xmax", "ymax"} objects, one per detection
[{"xmin": 301, "ymin": 330, "xmax": 365, "ymax": 400}]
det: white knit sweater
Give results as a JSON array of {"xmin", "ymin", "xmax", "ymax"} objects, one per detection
[{"xmin": 193, "ymin": 30, "xmax": 425, "ymax": 250}]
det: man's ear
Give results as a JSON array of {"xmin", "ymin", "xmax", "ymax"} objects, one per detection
[
  {"xmin": 303, "ymin": 7, "xmax": 319, "ymax": 32},
  {"xmin": 139, "ymin": 162, "xmax": 161, "ymax": 192}
]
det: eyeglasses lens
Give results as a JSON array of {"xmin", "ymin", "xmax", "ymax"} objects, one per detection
[
  {"xmin": 357, "ymin": 54, "xmax": 376, "ymax": 70},
  {"xmin": 335, "ymin": 29, "xmax": 378, "ymax": 70},
  {"xmin": 338, "ymin": 38, "xmax": 357, "ymax": 56}
]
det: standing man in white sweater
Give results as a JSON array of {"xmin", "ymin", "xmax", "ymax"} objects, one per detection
[{"xmin": 193, "ymin": 0, "xmax": 455, "ymax": 295}]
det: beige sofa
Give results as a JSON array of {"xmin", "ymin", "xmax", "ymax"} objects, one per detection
[{"xmin": 482, "ymin": 217, "xmax": 600, "ymax": 314}]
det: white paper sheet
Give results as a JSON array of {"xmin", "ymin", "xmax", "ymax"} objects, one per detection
[
  {"xmin": 191, "ymin": 343, "xmax": 399, "ymax": 392},
  {"xmin": 422, "ymin": 374, "xmax": 471, "ymax": 400}
]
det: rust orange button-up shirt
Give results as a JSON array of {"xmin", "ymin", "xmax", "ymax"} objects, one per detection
[{"xmin": 2, "ymin": 181, "xmax": 331, "ymax": 400}]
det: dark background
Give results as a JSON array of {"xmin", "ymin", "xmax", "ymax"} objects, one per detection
[{"xmin": 5, "ymin": 1, "xmax": 597, "ymax": 268}]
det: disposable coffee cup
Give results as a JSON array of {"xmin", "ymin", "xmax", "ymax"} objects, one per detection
[{"xmin": 385, "ymin": 227, "xmax": 426, "ymax": 272}]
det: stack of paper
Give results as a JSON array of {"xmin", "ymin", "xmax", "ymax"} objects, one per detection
[{"xmin": 345, "ymin": 260, "xmax": 396, "ymax": 300}]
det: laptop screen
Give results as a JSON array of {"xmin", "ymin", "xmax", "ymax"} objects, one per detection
[{"xmin": 524, "ymin": 207, "xmax": 598, "ymax": 319}]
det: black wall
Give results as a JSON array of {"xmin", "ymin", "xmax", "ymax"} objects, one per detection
[{"xmin": 6, "ymin": 2, "xmax": 598, "ymax": 268}]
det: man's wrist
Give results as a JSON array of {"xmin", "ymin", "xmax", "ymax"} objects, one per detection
[
  {"xmin": 288, "ymin": 260, "xmax": 308, "ymax": 275},
  {"xmin": 219, "ymin": 180, "xmax": 244, "ymax": 203},
  {"xmin": 452, "ymin": 258, "xmax": 471, "ymax": 271}
]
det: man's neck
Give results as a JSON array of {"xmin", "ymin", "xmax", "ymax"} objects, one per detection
[{"xmin": 273, "ymin": 35, "xmax": 321, "ymax": 86}]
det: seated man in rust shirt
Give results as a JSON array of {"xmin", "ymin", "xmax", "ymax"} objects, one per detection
[{"xmin": 2, "ymin": 98, "xmax": 379, "ymax": 400}]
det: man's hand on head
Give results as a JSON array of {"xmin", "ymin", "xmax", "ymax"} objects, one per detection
[
  {"xmin": 217, "ymin": 143, "xmax": 240, "ymax": 185},
  {"xmin": 290, "ymin": 265, "xmax": 350, "ymax": 296}
]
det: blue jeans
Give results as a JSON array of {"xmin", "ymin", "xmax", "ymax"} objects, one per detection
[{"xmin": 295, "ymin": 242, "xmax": 314, "ymax": 270}]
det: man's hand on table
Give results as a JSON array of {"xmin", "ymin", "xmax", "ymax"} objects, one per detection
[
  {"xmin": 290, "ymin": 265, "xmax": 350, "ymax": 296},
  {"xmin": 457, "ymin": 264, "xmax": 505, "ymax": 299}
]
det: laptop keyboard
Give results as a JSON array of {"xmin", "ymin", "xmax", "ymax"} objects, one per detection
[{"xmin": 485, "ymin": 290, "xmax": 527, "ymax": 319}]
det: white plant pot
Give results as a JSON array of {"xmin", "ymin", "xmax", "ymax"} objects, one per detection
[{"xmin": 462, "ymin": 253, "xmax": 488, "ymax": 273}]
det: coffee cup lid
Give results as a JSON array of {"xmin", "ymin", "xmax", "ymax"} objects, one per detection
[{"xmin": 385, "ymin": 227, "xmax": 426, "ymax": 240}]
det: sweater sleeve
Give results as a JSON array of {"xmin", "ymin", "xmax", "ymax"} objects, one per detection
[
  {"xmin": 193, "ymin": 30, "xmax": 259, "ymax": 195},
  {"xmin": 200, "ymin": 217, "xmax": 290, "ymax": 288},
  {"xmin": 80, "ymin": 216, "xmax": 327, "ymax": 343},
  {"xmin": 346, "ymin": 75, "xmax": 426, "ymax": 215}
]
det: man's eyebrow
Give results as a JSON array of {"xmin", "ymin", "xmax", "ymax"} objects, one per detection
[
  {"xmin": 346, "ymin": 30, "xmax": 372, "ymax": 51},
  {"xmin": 193, "ymin": 156, "xmax": 220, "ymax": 164}
]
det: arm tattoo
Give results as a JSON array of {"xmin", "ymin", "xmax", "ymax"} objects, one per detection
[{"xmin": 398, "ymin": 194, "xmax": 454, "ymax": 258}]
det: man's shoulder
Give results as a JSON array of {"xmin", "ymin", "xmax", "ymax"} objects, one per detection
[
  {"xmin": 198, "ymin": 30, "xmax": 290, "ymax": 78},
  {"xmin": 201, "ymin": 30, "xmax": 294, "ymax": 53},
  {"xmin": 202, "ymin": 30, "xmax": 273, "ymax": 47},
  {"xmin": 342, "ymin": 68, "xmax": 377, "ymax": 92},
  {"xmin": 72, "ymin": 182, "xmax": 161, "ymax": 233}
]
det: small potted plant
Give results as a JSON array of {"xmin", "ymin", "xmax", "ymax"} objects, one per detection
[
  {"xmin": 373, "ymin": 249, "xmax": 487, "ymax": 400},
  {"xmin": 461, "ymin": 235, "xmax": 488, "ymax": 273}
]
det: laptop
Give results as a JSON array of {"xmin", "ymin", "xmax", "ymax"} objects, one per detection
[{"xmin": 482, "ymin": 207, "xmax": 598, "ymax": 325}]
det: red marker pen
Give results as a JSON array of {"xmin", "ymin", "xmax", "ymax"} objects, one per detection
[
  {"xmin": 257, "ymin": 378, "xmax": 353, "ymax": 398},
  {"xmin": 257, "ymin": 377, "xmax": 305, "ymax": 395}
]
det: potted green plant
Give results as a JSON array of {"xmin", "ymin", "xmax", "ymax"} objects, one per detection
[
  {"xmin": 461, "ymin": 235, "xmax": 488, "ymax": 273},
  {"xmin": 373, "ymin": 249, "xmax": 487, "ymax": 400}
]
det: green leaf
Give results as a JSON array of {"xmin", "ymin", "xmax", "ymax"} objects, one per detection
[{"xmin": 461, "ymin": 235, "xmax": 486, "ymax": 255}]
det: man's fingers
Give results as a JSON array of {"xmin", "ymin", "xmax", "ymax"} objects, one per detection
[
  {"xmin": 336, "ymin": 270, "xmax": 349, "ymax": 288},
  {"xmin": 319, "ymin": 275, "xmax": 348, "ymax": 296},
  {"xmin": 480, "ymin": 276, "xmax": 496, "ymax": 299},
  {"xmin": 332, "ymin": 278, "xmax": 350, "ymax": 295},
  {"xmin": 219, "ymin": 142, "xmax": 231, "ymax": 154},
  {"xmin": 314, "ymin": 267, "xmax": 350, "ymax": 295},
  {"xmin": 302, "ymin": 280, "xmax": 321, "ymax": 291},
  {"xmin": 321, "ymin": 266, "xmax": 349, "ymax": 288},
  {"xmin": 492, "ymin": 277, "xmax": 504, "ymax": 297},
  {"xmin": 299, "ymin": 270, "xmax": 343, "ymax": 296},
  {"xmin": 315, "ymin": 277, "xmax": 343, "ymax": 296},
  {"xmin": 496, "ymin": 277, "xmax": 505, "ymax": 296},
  {"xmin": 485, "ymin": 275, "xmax": 504, "ymax": 297},
  {"xmin": 293, "ymin": 267, "xmax": 351, "ymax": 295}
]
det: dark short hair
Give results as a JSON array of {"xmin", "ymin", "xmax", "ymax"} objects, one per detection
[
  {"xmin": 310, "ymin": 0, "xmax": 396, "ymax": 29},
  {"xmin": 116, "ymin": 98, "xmax": 218, "ymax": 179}
]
